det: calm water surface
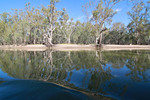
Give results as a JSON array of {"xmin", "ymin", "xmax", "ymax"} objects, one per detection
[{"xmin": 0, "ymin": 50, "xmax": 150, "ymax": 100}]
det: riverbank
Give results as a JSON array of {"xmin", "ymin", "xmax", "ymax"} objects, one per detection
[
  {"xmin": 102, "ymin": 44, "xmax": 150, "ymax": 51},
  {"xmin": 0, "ymin": 44, "xmax": 150, "ymax": 51},
  {"xmin": 0, "ymin": 44, "xmax": 96, "ymax": 51}
]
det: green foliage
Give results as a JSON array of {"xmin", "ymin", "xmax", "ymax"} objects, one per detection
[
  {"xmin": 127, "ymin": 0, "xmax": 150, "ymax": 44},
  {"xmin": 0, "ymin": 0, "xmax": 149, "ymax": 45},
  {"xmin": 83, "ymin": 0, "xmax": 121, "ymax": 46}
]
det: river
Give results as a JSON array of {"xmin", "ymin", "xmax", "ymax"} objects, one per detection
[{"xmin": 0, "ymin": 50, "xmax": 150, "ymax": 100}]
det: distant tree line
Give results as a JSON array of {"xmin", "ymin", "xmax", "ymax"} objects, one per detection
[{"xmin": 0, "ymin": 0, "xmax": 149, "ymax": 46}]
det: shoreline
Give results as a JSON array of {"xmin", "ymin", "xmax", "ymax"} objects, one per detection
[
  {"xmin": 102, "ymin": 44, "xmax": 150, "ymax": 51},
  {"xmin": 0, "ymin": 44, "xmax": 150, "ymax": 51}
]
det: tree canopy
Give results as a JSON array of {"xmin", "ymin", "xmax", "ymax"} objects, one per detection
[{"xmin": 0, "ymin": 0, "xmax": 149, "ymax": 46}]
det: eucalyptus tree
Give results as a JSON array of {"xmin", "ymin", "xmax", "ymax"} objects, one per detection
[
  {"xmin": 0, "ymin": 20, "xmax": 5, "ymax": 44},
  {"xmin": 146, "ymin": 22, "xmax": 150, "ymax": 44},
  {"xmin": 0, "ymin": 12, "xmax": 10, "ymax": 23},
  {"xmin": 59, "ymin": 8, "xmax": 76, "ymax": 44},
  {"xmin": 0, "ymin": 12, "xmax": 9, "ymax": 44},
  {"xmin": 41, "ymin": 0, "xmax": 60, "ymax": 46},
  {"xmin": 18, "ymin": 9, "xmax": 28, "ymax": 44},
  {"xmin": 10, "ymin": 9, "xmax": 20, "ymax": 44},
  {"xmin": 77, "ymin": 22, "xmax": 95, "ymax": 44},
  {"xmin": 72, "ymin": 21, "xmax": 82, "ymax": 44},
  {"xmin": 59, "ymin": 8, "xmax": 69, "ymax": 43},
  {"xmin": 0, "ymin": 12, "xmax": 15, "ymax": 44},
  {"xmin": 64, "ymin": 19, "xmax": 76, "ymax": 44},
  {"xmin": 25, "ymin": 3, "xmax": 36, "ymax": 44},
  {"xmin": 32, "ymin": 8, "xmax": 43, "ymax": 44},
  {"xmin": 109, "ymin": 22, "xmax": 126, "ymax": 44},
  {"xmin": 127, "ymin": 0, "xmax": 150, "ymax": 44},
  {"xmin": 83, "ymin": 0, "xmax": 121, "ymax": 46},
  {"xmin": 0, "ymin": 22, "xmax": 6, "ymax": 44}
]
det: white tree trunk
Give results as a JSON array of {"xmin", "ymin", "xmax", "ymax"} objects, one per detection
[
  {"xmin": 68, "ymin": 34, "xmax": 71, "ymax": 44},
  {"xmin": 99, "ymin": 33, "xmax": 103, "ymax": 47},
  {"xmin": 96, "ymin": 37, "xmax": 99, "ymax": 45}
]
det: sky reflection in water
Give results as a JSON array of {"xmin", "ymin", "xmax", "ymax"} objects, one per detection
[{"xmin": 0, "ymin": 50, "xmax": 150, "ymax": 100}]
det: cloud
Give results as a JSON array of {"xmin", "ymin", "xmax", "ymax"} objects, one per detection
[
  {"xmin": 76, "ymin": 15, "xmax": 93, "ymax": 21},
  {"xmin": 89, "ymin": 14, "xmax": 93, "ymax": 19},
  {"xmin": 115, "ymin": 8, "xmax": 122, "ymax": 12},
  {"xmin": 76, "ymin": 15, "xmax": 85, "ymax": 20}
]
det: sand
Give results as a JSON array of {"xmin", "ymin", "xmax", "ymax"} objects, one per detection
[{"xmin": 0, "ymin": 44, "xmax": 150, "ymax": 51}]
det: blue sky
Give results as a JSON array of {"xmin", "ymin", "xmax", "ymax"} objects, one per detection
[{"xmin": 0, "ymin": 0, "xmax": 149, "ymax": 26}]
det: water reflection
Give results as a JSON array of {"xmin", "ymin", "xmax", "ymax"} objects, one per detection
[
  {"xmin": 0, "ymin": 80, "xmax": 93, "ymax": 100},
  {"xmin": 0, "ymin": 50, "xmax": 150, "ymax": 99}
]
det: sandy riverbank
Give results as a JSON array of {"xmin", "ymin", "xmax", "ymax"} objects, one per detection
[
  {"xmin": 0, "ymin": 44, "xmax": 150, "ymax": 51},
  {"xmin": 0, "ymin": 44, "xmax": 96, "ymax": 51},
  {"xmin": 102, "ymin": 44, "xmax": 150, "ymax": 51}
]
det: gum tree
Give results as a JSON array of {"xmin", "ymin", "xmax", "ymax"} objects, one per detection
[
  {"xmin": 41, "ymin": 0, "xmax": 59, "ymax": 46},
  {"xmin": 127, "ymin": 0, "xmax": 150, "ymax": 44},
  {"xmin": 83, "ymin": 0, "xmax": 121, "ymax": 47},
  {"xmin": 59, "ymin": 8, "xmax": 75, "ymax": 44}
]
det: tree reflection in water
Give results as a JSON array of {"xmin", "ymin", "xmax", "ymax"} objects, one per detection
[{"xmin": 0, "ymin": 50, "xmax": 150, "ymax": 99}]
